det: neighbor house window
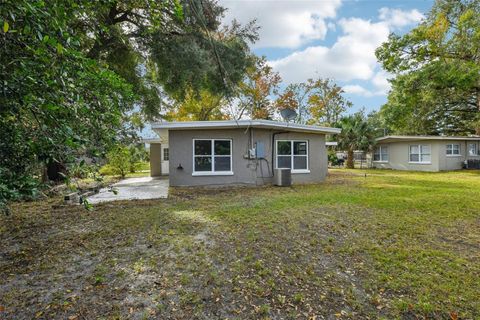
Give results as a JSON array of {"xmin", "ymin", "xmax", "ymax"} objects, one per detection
[
  {"xmin": 163, "ymin": 148, "xmax": 169, "ymax": 161},
  {"xmin": 193, "ymin": 139, "xmax": 232, "ymax": 175},
  {"xmin": 409, "ymin": 145, "xmax": 431, "ymax": 163},
  {"xmin": 276, "ymin": 140, "xmax": 309, "ymax": 172},
  {"xmin": 373, "ymin": 146, "xmax": 388, "ymax": 162},
  {"xmin": 446, "ymin": 144, "xmax": 460, "ymax": 156},
  {"xmin": 468, "ymin": 143, "xmax": 478, "ymax": 156}
]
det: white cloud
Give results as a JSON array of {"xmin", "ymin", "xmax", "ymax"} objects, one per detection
[
  {"xmin": 220, "ymin": 0, "xmax": 342, "ymax": 48},
  {"xmin": 269, "ymin": 17, "xmax": 390, "ymax": 83},
  {"xmin": 371, "ymin": 70, "xmax": 392, "ymax": 95},
  {"xmin": 378, "ymin": 7, "xmax": 424, "ymax": 28},
  {"xmin": 343, "ymin": 71, "xmax": 392, "ymax": 97},
  {"xmin": 343, "ymin": 85, "xmax": 374, "ymax": 97},
  {"xmin": 267, "ymin": 7, "xmax": 420, "ymax": 96}
]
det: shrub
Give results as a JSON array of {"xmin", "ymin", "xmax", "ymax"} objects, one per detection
[
  {"xmin": 105, "ymin": 146, "xmax": 132, "ymax": 178},
  {"xmin": 0, "ymin": 167, "xmax": 41, "ymax": 214},
  {"xmin": 99, "ymin": 164, "xmax": 118, "ymax": 176}
]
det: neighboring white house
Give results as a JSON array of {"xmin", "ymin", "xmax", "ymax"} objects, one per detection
[{"xmin": 372, "ymin": 136, "xmax": 480, "ymax": 171}]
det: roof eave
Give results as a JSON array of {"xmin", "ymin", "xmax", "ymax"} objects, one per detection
[
  {"xmin": 151, "ymin": 120, "xmax": 341, "ymax": 135},
  {"xmin": 376, "ymin": 135, "xmax": 480, "ymax": 143}
]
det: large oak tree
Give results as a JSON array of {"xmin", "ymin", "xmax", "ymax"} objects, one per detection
[{"xmin": 376, "ymin": 0, "xmax": 480, "ymax": 135}]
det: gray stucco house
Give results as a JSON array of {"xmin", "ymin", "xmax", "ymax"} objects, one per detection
[
  {"xmin": 149, "ymin": 120, "xmax": 340, "ymax": 186},
  {"xmin": 372, "ymin": 135, "xmax": 480, "ymax": 171}
]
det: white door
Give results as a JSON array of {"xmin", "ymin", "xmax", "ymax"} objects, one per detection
[{"xmin": 161, "ymin": 146, "xmax": 169, "ymax": 175}]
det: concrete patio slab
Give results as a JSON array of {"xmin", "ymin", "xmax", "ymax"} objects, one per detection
[{"xmin": 87, "ymin": 177, "xmax": 168, "ymax": 203}]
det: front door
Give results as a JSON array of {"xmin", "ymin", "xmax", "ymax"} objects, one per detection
[{"xmin": 161, "ymin": 146, "xmax": 169, "ymax": 175}]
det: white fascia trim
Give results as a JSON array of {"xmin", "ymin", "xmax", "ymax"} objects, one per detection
[
  {"xmin": 151, "ymin": 120, "xmax": 341, "ymax": 134},
  {"xmin": 377, "ymin": 136, "xmax": 480, "ymax": 142}
]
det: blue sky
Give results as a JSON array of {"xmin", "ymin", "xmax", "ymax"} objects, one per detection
[{"xmin": 221, "ymin": 0, "xmax": 434, "ymax": 114}]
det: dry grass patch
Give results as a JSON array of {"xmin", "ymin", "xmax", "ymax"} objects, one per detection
[{"xmin": 1, "ymin": 169, "xmax": 479, "ymax": 319}]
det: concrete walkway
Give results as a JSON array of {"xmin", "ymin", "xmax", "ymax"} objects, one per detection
[{"xmin": 87, "ymin": 177, "xmax": 168, "ymax": 204}]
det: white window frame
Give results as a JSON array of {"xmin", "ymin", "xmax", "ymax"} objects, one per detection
[
  {"xmin": 468, "ymin": 143, "xmax": 479, "ymax": 156},
  {"xmin": 373, "ymin": 145, "xmax": 389, "ymax": 163},
  {"xmin": 446, "ymin": 143, "xmax": 461, "ymax": 157},
  {"xmin": 409, "ymin": 144, "xmax": 431, "ymax": 164},
  {"xmin": 275, "ymin": 140, "xmax": 310, "ymax": 174},
  {"xmin": 192, "ymin": 139, "xmax": 233, "ymax": 176}
]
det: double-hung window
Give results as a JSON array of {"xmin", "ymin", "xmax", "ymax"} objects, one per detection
[
  {"xmin": 446, "ymin": 144, "xmax": 460, "ymax": 156},
  {"xmin": 163, "ymin": 148, "xmax": 169, "ymax": 161},
  {"xmin": 468, "ymin": 143, "xmax": 479, "ymax": 156},
  {"xmin": 373, "ymin": 146, "xmax": 388, "ymax": 162},
  {"xmin": 193, "ymin": 139, "xmax": 232, "ymax": 175},
  {"xmin": 276, "ymin": 140, "xmax": 309, "ymax": 173},
  {"xmin": 409, "ymin": 144, "xmax": 431, "ymax": 163}
]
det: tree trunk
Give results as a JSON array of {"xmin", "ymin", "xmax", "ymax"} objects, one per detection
[{"xmin": 346, "ymin": 148, "xmax": 354, "ymax": 169}]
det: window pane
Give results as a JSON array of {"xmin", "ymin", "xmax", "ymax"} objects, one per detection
[
  {"xmin": 277, "ymin": 156, "xmax": 291, "ymax": 168},
  {"xmin": 194, "ymin": 140, "xmax": 211, "ymax": 155},
  {"xmin": 421, "ymin": 154, "xmax": 431, "ymax": 162},
  {"xmin": 194, "ymin": 157, "xmax": 212, "ymax": 171},
  {"xmin": 214, "ymin": 156, "xmax": 231, "ymax": 171},
  {"xmin": 410, "ymin": 145, "xmax": 420, "ymax": 162},
  {"xmin": 446, "ymin": 144, "xmax": 452, "ymax": 151},
  {"xmin": 373, "ymin": 153, "xmax": 380, "ymax": 161},
  {"xmin": 163, "ymin": 148, "xmax": 169, "ymax": 161},
  {"xmin": 421, "ymin": 145, "xmax": 430, "ymax": 154},
  {"xmin": 214, "ymin": 140, "xmax": 231, "ymax": 155},
  {"xmin": 410, "ymin": 154, "xmax": 419, "ymax": 162},
  {"xmin": 293, "ymin": 156, "xmax": 307, "ymax": 169},
  {"xmin": 380, "ymin": 146, "xmax": 388, "ymax": 161},
  {"xmin": 293, "ymin": 141, "xmax": 307, "ymax": 155},
  {"xmin": 469, "ymin": 143, "xmax": 477, "ymax": 155},
  {"xmin": 277, "ymin": 141, "xmax": 291, "ymax": 155},
  {"xmin": 453, "ymin": 144, "xmax": 459, "ymax": 154}
]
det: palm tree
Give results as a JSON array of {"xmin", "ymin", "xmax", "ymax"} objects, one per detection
[{"xmin": 336, "ymin": 113, "xmax": 376, "ymax": 169}]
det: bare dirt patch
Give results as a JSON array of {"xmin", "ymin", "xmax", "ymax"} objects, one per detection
[{"xmin": 1, "ymin": 170, "xmax": 479, "ymax": 319}]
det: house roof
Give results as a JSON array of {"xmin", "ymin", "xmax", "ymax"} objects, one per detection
[
  {"xmin": 151, "ymin": 120, "xmax": 341, "ymax": 134},
  {"xmin": 376, "ymin": 135, "xmax": 480, "ymax": 143}
]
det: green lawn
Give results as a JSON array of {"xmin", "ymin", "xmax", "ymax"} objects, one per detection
[{"xmin": 1, "ymin": 170, "xmax": 479, "ymax": 319}]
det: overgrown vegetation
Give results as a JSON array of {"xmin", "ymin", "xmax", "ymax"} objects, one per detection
[
  {"xmin": 99, "ymin": 145, "xmax": 149, "ymax": 178},
  {"xmin": 1, "ymin": 170, "xmax": 479, "ymax": 318},
  {"xmin": 0, "ymin": 0, "xmax": 257, "ymax": 211}
]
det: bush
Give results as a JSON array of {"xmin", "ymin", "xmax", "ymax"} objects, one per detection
[
  {"xmin": 328, "ymin": 150, "xmax": 340, "ymax": 166},
  {"xmin": 68, "ymin": 161, "xmax": 99, "ymax": 179},
  {"xmin": 105, "ymin": 146, "xmax": 132, "ymax": 178},
  {"xmin": 99, "ymin": 145, "xmax": 150, "ymax": 178},
  {"xmin": 135, "ymin": 161, "xmax": 150, "ymax": 171},
  {"xmin": 99, "ymin": 164, "xmax": 118, "ymax": 176},
  {"xmin": 0, "ymin": 168, "xmax": 41, "ymax": 214}
]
